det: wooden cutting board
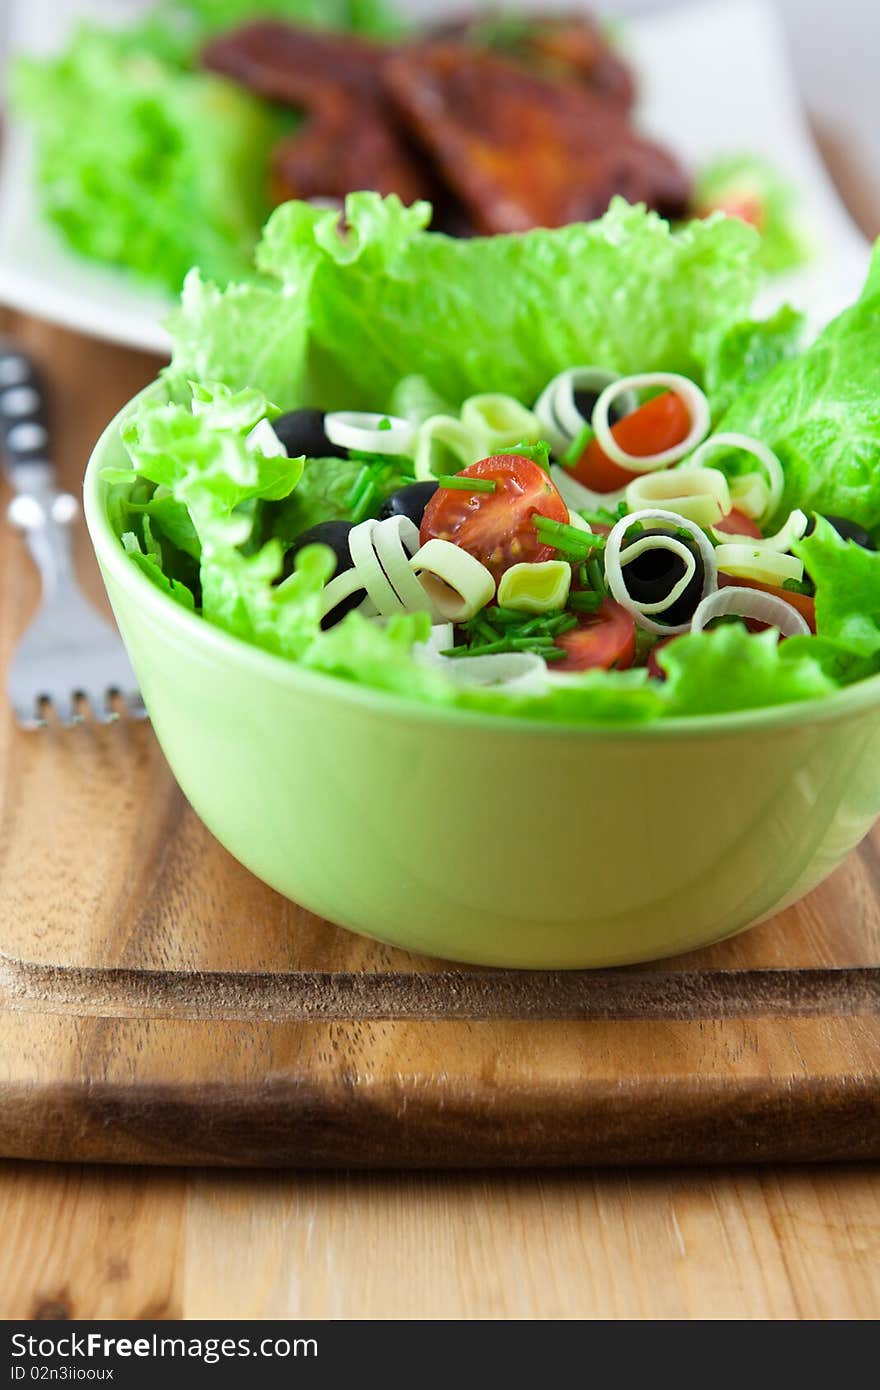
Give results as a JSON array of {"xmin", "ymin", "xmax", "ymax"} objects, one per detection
[{"xmin": 0, "ymin": 320, "xmax": 878, "ymax": 1170}]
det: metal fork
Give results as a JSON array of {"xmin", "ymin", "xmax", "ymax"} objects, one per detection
[{"xmin": 1, "ymin": 344, "xmax": 146, "ymax": 728}]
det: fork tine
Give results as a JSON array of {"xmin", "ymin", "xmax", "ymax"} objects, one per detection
[{"xmin": 51, "ymin": 693, "xmax": 78, "ymax": 727}]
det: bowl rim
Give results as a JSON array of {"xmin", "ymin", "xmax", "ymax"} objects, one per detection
[{"xmin": 83, "ymin": 383, "xmax": 880, "ymax": 743}]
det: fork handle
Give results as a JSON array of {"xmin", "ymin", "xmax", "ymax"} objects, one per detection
[
  {"xmin": 0, "ymin": 346, "xmax": 53, "ymax": 488},
  {"xmin": 1, "ymin": 345, "xmax": 79, "ymax": 599}
]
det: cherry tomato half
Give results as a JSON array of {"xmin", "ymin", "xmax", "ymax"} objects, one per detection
[
  {"xmin": 715, "ymin": 509, "xmax": 764, "ymax": 540},
  {"xmin": 419, "ymin": 455, "xmax": 568, "ymax": 584},
  {"xmin": 719, "ymin": 574, "xmax": 816, "ymax": 633},
  {"xmin": 553, "ymin": 599, "xmax": 636, "ymax": 672},
  {"xmin": 698, "ymin": 194, "xmax": 766, "ymax": 232},
  {"xmin": 570, "ymin": 391, "xmax": 691, "ymax": 493}
]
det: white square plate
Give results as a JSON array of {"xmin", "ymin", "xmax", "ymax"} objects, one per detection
[{"xmin": 0, "ymin": 0, "xmax": 872, "ymax": 356}]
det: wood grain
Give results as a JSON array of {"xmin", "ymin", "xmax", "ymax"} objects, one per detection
[
  {"xmin": 0, "ymin": 311, "xmax": 879, "ymax": 1169},
  {"xmin": 0, "ymin": 1160, "xmax": 878, "ymax": 1319}
]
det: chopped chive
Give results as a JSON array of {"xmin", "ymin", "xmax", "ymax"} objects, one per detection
[
  {"xmin": 346, "ymin": 464, "xmax": 372, "ymax": 510},
  {"xmin": 533, "ymin": 515, "xmax": 600, "ymax": 558},
  {"xmin": 350, "ymin": 480, "xmax": 379, "ymax": 524},
  {"xmin": 544, "ymin": 648, "xmax": 568, "ymax": 662},
  {"xmin": 562, "ymin": 423, "xmax": 594, "ymax": 469},
  {"xmin": 553, "ymin": 613, "xmax": 580, "ymax": 633},
  {"xmin": 437, "ymin": 475, "xmax": 497, "ymax": 494},
  {"xmin": 474, "ymin": 618, "xmax": 501, "ymax": 644},
  {"xmin": 568, "ymin": 591, "xmax": 604, "ymax": 614},
  {"xmin": 444, "ymin": 639, "xmax": 512, "ymax": 658},
  {"xmin": 587, "ymin": 557, "xmax": 607, "ymax": 595},
  {"xmin": 510, "ymin": 440, "xmax": 551, "ymax": 471},
  {"xmin": 378, "ymin": 417, "xmax": 392, "ymax": 431}
]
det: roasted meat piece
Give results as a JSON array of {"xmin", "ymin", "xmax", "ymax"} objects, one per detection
[
  {"xmin": 432, "ymin": 11, "xmax": 635, "ymax": 109},
  {"xmin": 385, "ymin": 43, "xmax": 690, "ymax": 234},
  {"xmin": 202, "ymin": 22, "xmax": 432, "ymax": 207}
]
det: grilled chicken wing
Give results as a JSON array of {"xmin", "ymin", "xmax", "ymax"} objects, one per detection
[
  {"xmin": 432, "ymin": 11, "xmax": 635, "ymax": 109},
  {"xmin": 202, "ymin": 22, "xmax": 431, "ymax": 206},
  {"xmin": 384, "ymin": 42, "xmax": 690, "ymax": 234}
]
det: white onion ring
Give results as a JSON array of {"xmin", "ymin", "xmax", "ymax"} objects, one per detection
[
  {"xmin": 618, "ymin": 535, "xmax": 697, "ymax": 615},
  {"xmin": 414, "ymin": 414, "xmax": 487, "ymax": 481},
  {"xmin": 325, "ymin": 411, "xmax": 416, "ymax": 458},
  {"xmin": 593, "ymin": 374, "xmax": 710, "ymax": 474},
  {"xmin": 370, "ymin": 515, "xmax": 434, "ymax": 615},
  {"xmin": 535, "ymin": 368, "xmax": 639, "ymax": 453},
  {"xmin": 691, "ymin": 586, "xmax": 810, "ymax": 637},
  {"xmin": 626, "ymin": 467, "xmax": 731, "ymax": 528},
  {"xmin": 715, "ymin": 543, "xmax": 804, "ymax": 586},
  {"xmin": 319, "ymin": 565, "xmax": 366, "ymax": 622},
  {"xmin": 409, "ymin": 539, "xmax": 496, "ymax": 623},
  {"xmin": 348, "ymin": 518, "xmax": 407, "ymax": 617},
  {"xmin": 460, "ymin": 395, "xmax": 541, "ymax": 450},
  {"xmin": 418, "ymin": 624, "xmax": 455, "ymax": 658},
  {"xmin": 712, "ymin": 508, "xmax": 808, "ymax": 552},
  {"xmin": 688, "ymin": 432, "xmax": 784, "ymax": 523},
  {"xmin": 425, "ymin": 650, "xmax": 550, "ymax": 695},
  {"xmin": 728, "ymin": 473, "xmax": 771, "ymax": 522},
  {"xmin": 246, "ymin": 419, "xmax": 287, "ymax": 458},
  {"xmin": 604, "ymin": 508, "xmax": 718, "ymax": 635}
]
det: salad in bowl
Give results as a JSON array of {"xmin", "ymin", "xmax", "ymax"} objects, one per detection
[{"xmin": 85, "ymin": 194, "xmax": 880, "ymax": 966}]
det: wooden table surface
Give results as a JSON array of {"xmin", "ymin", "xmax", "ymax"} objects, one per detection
[{"xmin": 1, "ymin": 153, "xmax": 879, "ymax": 1321}]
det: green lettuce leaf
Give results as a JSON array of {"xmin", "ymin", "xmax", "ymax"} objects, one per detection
[
  {"xmin": 122, "ymin": 519, "xmax": 196, "ymax": 611},
  {"xmin": 270, "ymin": 456, "xmax": 373, "ymax": 539},
  {"xmin": 302, "ymin": 611, "xmax": 453, "ymax": 701},
  {"xmin": 457, "ymin": 669, "xmax": 665, "ymax": 725},
  {"xmin": 120, "ymin": 383, "xmax": 302, "ymax": 549},
  {"xmin": 171, "ymin": 194, "xmax": 763, "ymax": 411},
  {"xmin": 201, "ymin": 541, "xmax": 332, "ymax": 660},
  {"xmin": 719, "ymin": 249, "xmax": 880, "ymax": 530},
  {"xmin": 696, "ymin": 305, "xmax": 804, "ymax": 422},
  {"xmin": 14, "ymin": 28, "xmax": 286, "ymax": 293},
  {"xmin": 657, "ymin": 624, "xmax": 836, "ymax": 715},
  {"xmin": 14, "ymin": 2, "xmax": 400, "ymax": 293},
  {"xmin": 694, "ymin": 154, "xmax": 811, "ymax": 274},
  {"xmin": 795, "ymin": 518, "xmax": 880, "ymax": 665}
]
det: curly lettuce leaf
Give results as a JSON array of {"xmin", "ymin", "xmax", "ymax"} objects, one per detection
[
  {"xmin": 719, "ymin": 248, "xmax": 880, "ymax": 531},
  {"xmin": 303, "ymin": 611, "xmax": 454, "ymax": 702},
  {"xmin": 696, "ymin": 305, "xmax": 804, "ymax": 422},
  {"xmin": 122, "ymin": 519, "xmax": 196, "ymax": 611},
  {"xmin": 270, "ymin": 456, "xmax": 372, "ymax": 539},
  {"xmin": 233, "ymin": 194, "xmax": 763, "ymax": 411},
  {"xmin": 171, "ymin": 195, "xmax": 764, "ymax": 412},
  {"xmin": 457, "ymin": 669, "xmax": 665, "ymax": 725},
  {"xmin": 14, "ymin": 28, "xmax": 286, "ymax": 293},
  {"xmin": 657, "ymin": 624, "xmax": 836, "ymax": 716},
  {"xmin": 120, "ymin": 383, "xmax": 302, "ymax": 549},
  {"xmin": 201, "ymin": 541, "xmax": 332, "ymax": 660},
  {"xmin": 14, "ymin": 3, "xmax": 399, "ymax": 293}
]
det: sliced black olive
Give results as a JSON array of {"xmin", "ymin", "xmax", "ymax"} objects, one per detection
[
  {"xmin": 621, "ymin": 525, "xmax": 705, "ymax": 627},
  {"xmin": 804, "ymin": 513, "xmax": 876, "ymax": 551},
  {"xmin": 272, "ymin": 409, "xmax": 347, "ymax": 460},
  {"xmin": 573, "ymin": 389, "xmax": 627, "ymax": 427},
  {"xmin": 282, "ymin": 520, "xmax": 363, "ymax": 627},
  {"xmin": 379, "ymin": 481, "xmax": 438, "ymax": 527}
]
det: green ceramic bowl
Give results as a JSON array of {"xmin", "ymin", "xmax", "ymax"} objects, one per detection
[{"xmin": 83, "ymin": 389, "xmax": 880, "ymax": 968}]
